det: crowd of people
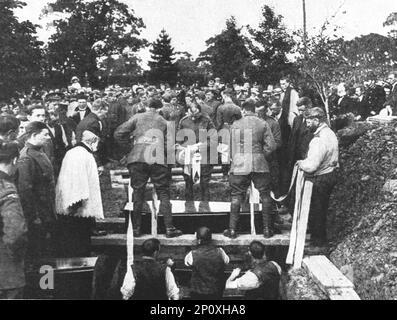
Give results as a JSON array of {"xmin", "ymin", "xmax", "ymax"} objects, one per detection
[{"xmin": 1, "ymin": 70, "xmax": 397, "ymax": 299}]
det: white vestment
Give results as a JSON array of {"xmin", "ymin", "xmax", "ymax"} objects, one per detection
[{"xmin": 56, "ymin": 145, "xmax": 104, "ymax": 219}]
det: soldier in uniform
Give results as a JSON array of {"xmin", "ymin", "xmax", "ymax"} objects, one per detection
[
  {"xmin": 114, "ymin": 99, "xmax": 182, "ymax": 238},
  {"xmin": 0, "ymin": 141, "xmax": 27, "ymax": 299},
  {"xmin": 205, "ymin": 89, "xmax": 221, "ymax": 127},
  {"xmin": 176, "ymin": 100, "xmax": 217, "ymax": 205},
  {"xmin": 160, "ymin": 91, "xmax": 184, "ymax": 124},
  {"xmin": 216, "ymin": 88, "xmax": 242, "ymax": 131},
  {"xmin": 17, "ymin": 121, "xmax": 57, "ymax": 260},
  {"xmin": 224, "ymin": 100, "xmax": 277, "ymax": 239},
  {"xmin": 216, "ymin": 88, "xmax": 242, "ymax": 176}
]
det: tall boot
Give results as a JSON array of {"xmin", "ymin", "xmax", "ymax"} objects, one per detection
[
  {"xmin": 132, "ymin": 210, "xmax": 142, "ymax": 237},
  {"xmin": 263, "ymin": 213, "xmax": 274, "ymax": 238},
  {"xmin": 130, "ymin": 188, "xmax": 145, "ymax": 237},
  {"xmin": 199, "ymin": 178, "xmax": 211, "ymax": 212},
  {"xmin": 185, "ymin": 175, "xmax": 194, "ymax": 201},
  {"xmin": 261, "ymin": 194, "xmax": 274, "ymax": 238},
  {"xmin": 224, "ymin": 195, "xmax": 241, "ymax": 239}
]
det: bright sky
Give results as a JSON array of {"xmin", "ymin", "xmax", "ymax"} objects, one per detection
[{"xmin": 16, "ymin": 0, "xmax": 397, "ymax": 66}]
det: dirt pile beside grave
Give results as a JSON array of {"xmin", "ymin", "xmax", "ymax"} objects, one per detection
[
  {"xmin": 281, "ymin": 269, "xmax": 328, "ymax": 300},
  {"xmin": 328, "ymin": 122, "xmax": 397, "ymax": 300}
]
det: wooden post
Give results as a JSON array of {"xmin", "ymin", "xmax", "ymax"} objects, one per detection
[{"xmin": 302, "ymin": 0, "xmax": 308, "ymax": 59}]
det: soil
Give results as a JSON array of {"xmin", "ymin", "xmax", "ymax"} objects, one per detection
[
  {"xmin": 281, "ymin": 269, "xmax": 328, "ymax": 300},
  {"xmin": 328, "ymin": 122, "xmax": 397, "ymax": 300}
]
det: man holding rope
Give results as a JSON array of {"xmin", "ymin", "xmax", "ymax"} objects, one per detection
[{"xmin": 296, "ymin": 107, "xmax": 339, "ymax": 248}]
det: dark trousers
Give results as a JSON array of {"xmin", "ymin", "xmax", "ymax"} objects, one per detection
[
  {"xmin": 268, "ymin": 156, "xmax": 280, "ymax": 198},
  {"xmin": 307, "ymin": 171, "xmax": 338, "ymax": 244},
  {"xmin": 183, "ymin": 164, "xmax": 212, "ymax": 201},
  {"xmin": 128, "ymin": 162, "xmax": 173, "ymax": 229},
  {"xmin": 229, "ymin": 172, "xmax": 272, "ymax": 230}
]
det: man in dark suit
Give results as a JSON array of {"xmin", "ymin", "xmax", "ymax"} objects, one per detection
[
  {"xmin": 354, "ymin": 86, "xmax": 370, "ymax": 120},
  {"xmin": 46, "ymin": 105, "xmax": 73, "ymax": 177},
  {"xmin": 70, "ymin": 94, "xmax": 91, "ymax": 126},
  {"xmin": 75, "ymin": 99, "xmax": 108, "ymax": 142},
  {"xmin": 286, "ymin": 97, "xmax": 314, "ymax": 180},
  {"xmin": 333, "ymin": 83, "xmax": 356, "ymax": 131},
  {"xmin": 363, "ymin": 73, "xmax": 386, "ymax": 115},
  {"xmin": 384, "ymin": 71, "xmax": 397, "ymax": 115},
  {"xmin": 75, "ymin": 99, "xmax": 108, "ymax": 165}
]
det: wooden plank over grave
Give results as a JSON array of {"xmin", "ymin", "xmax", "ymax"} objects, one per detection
[
  {"xmin": 123, "ymin": 200, "xmax": 262, "ymax": 213},
  {"xmin": 303, "ymin": 255, "xmax": 360, "ymax": 300},
  {"xmin": 92, "ymin": 231, "xmax": 301, "ymax": 247}
]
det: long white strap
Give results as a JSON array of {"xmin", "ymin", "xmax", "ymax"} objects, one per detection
[
  {"xmin": 269, "ymin": 164, "xmax": 314, "ymax": 268},
  {"xmin": 270, "ymin": 164, "xmax": 299, "ymax": 202},
  {"xmin": 120, "ymin": 213, "xmax": 134, "ymax": 300}
]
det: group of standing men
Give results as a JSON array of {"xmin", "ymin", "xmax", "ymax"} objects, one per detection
[
  {"xmin": 0, "ymin": 92, "xmax": 108, "ymax": 299},
  {"xmin": 113, "ymin": 75, "xmax": 339, "ymax": 249}
]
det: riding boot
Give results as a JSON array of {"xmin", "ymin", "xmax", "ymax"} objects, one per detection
[
  {"xmin": 263, "ymin": 213, "xmax": 274, "ymax": 238},
  {"xmin": 185, "ymin": 176, "xmax": 194, "ymax": 201},
  {"xmin": 261, "ymin": 194, "xmax": 274, "ymax": 238},
  {"xmin": 224, "ymin": 196, "xmax": 240, "ymax": 238}
]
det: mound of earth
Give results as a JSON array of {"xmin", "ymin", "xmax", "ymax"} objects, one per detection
[{"xmin": 329, "ymin": 122, "xmax": 397, "ymax": 300}]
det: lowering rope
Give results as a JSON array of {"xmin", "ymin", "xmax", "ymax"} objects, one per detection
[
  {"xmin": 120, "ymin": 213, "xmax": 134, "ymax": 300},
  {"xmin": 271, "ymin": 164, "xmax": 313, "ymax": 269}
]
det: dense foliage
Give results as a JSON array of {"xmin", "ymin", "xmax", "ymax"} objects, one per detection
[
  {"xmin": 43, "ymin": 0, "xmax": 146, "ymax": 87},
  {"xmin": 0, "ymin": 0, "xmax": 43, "ymax": 100}
]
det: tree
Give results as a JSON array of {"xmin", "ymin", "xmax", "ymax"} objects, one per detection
[
  {"xmin": 98, "ymin": 51, "xmax": 144, "ymax": 87},
  {"xmin": 174, "ymin": 52, "xmax": 207, "ymax": 86},
  {"xmin": 148, "ymin": 29, "xmax": 178, "ymax": 86},
  {"xmin": 294, "ymin": 21, "xmax": 348, "ymax": 120},
  {"xmin": 43, "ymin": 0, "xmax": 146, "ymax": 87},
  {"xmin": 344, "ymin": 33, "xmax": 397, "ymax": 82},
  {"xmin": 384, "ymin": 12, "xmax": 397, "ymax": 39},
  {"xmin": 247, "ymin": 5, "xmax": 295, "ymax": 84},
  {"xmin": 199, "ymin": 17, "xmax": 252, "ymax": 83},
  {"xmin": 0, "ymin": 0, "xmax": 43, "ymax": 100}
]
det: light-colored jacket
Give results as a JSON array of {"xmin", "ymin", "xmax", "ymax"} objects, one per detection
[{"xmin": 299, "ymin": 123, "xmax": 339, "ymax": 176}]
